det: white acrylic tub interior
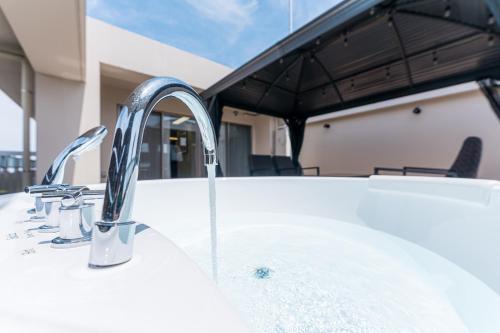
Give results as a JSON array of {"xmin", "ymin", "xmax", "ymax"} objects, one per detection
[
  {"xmin": 131, "ymin": 176, "xmax": 500, "ymax": 333},
  {"xmin": 1, "ymin": 175, "xmax": 500, "ymax": 332}
]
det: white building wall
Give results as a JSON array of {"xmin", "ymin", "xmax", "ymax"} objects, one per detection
[
  {"xmin": 0, "ymin": 56, "xmax": 20, "ymax": 104},
  {"xmin": 34, "ymin": 12, "xmax": 101, "ymax": 185},
  {"xmin": 301, "ymin": 87, "xmax": 500, "ymax": 180},
  {"xmin": 87, "ymin": 17, "xmax": 230, "ymax": 92},
  {"xmin": 35, "ymin": 69, "xmax": 100, "ymax": 184}
]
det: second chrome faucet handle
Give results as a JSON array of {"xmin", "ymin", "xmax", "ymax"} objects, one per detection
[
  {"xmin": 50, "ymin": 189, "xmax": 104, "ymax": 248},
  {"xmin": 25, "ymin": 184, "xmax": 70, "ymax": 195},
  {"xmin": 40, "ymin": 186, "xmax": 90, "ymax": 204}
]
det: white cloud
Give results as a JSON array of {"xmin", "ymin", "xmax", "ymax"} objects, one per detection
[
  {"xmin": 184, "ymin": 0, "xmax": 258, "ymax": 31},
  {"xmin": 87, "ymin": 0, "xmax": 145, "ymax": 25},
  {"xmin": 87, "ymin": 0, "xmax": 100, "ymax": 11},
  {"xmin": 292, "ymin": 0, "xmax": 343, "ymax": 29}
]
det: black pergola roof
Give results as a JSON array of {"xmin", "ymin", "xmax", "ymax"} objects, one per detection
[{"xmin": 202, "ymin": 0, "xmax": 500, "ymax": 120}]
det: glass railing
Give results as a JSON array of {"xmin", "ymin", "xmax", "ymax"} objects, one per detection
[{"xmin": 0, "ymin": 151, "xmax": 36, "ymax": 194}]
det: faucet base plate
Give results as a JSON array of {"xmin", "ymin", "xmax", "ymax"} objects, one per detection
[
  {"xmin": 88, "ymin": 258, "xmax": 132, "ymax": 269},
  {"xmin": 89, "ymin": 220, "xmax": 136, "ymax": 268}
]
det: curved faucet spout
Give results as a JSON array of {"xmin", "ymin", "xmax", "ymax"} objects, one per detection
[{"xmin": 89, "ymin": 77, "xmax": 217, "ymax": 268}]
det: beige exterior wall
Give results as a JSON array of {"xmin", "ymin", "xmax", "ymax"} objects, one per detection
[
  {"xmin": 35, "ymin": 65, "xmax": 100, "ymax": 184},
  {"xmin": 35, "ymin": 74, "xmax": 85, "ymax": 183},
  {"xmin": 34, "ymin": 19, "xmax": 100, "ymax": 185},
  {"xmin": 301, "ymin": 86, "xmax": 500, "ymax": 180},
  {"xmin": 88, "ymin": 18, "xmax": 229, "ymax": 92},
  {"xmin": 0, "ymin": 56, "xmax": 20, "ymax": 104},
  {"xmin": 0, "ymin": 0, "xmax": 85, "ymax": 81}
]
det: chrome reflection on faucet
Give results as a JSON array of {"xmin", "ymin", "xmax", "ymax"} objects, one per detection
[
  {"xmin": 26, "ymin": 126, "xmax": 108, "ymax": 228},
  {"xmin": 89, "ymin": 77, "xmax": 217, "ymax": 268}
]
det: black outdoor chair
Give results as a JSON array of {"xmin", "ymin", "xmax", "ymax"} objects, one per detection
[
  {"xmin": 272, "ymin": 155, "xmax": 320, "ymax": 176},
  {"xmin": 374, "ymin": 136, "xmax": 482, "ymax": 178},
  {"xmin": 249, "ymin": 154, "xmax": 278, "ymax": 176}
]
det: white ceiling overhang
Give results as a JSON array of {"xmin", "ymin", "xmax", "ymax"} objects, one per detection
[{"xmin": 0, "ymin": 0, "xmax": 85, "ymax": 81}]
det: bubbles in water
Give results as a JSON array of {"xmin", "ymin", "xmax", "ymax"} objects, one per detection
[{"xmin": 254, "ymin": 266, "xmax": 273, "ymax": 279}]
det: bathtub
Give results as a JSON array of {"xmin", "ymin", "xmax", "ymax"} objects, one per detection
[{"xmin": 0, "ymin": 176, "xmax": 499, "ymax": 332}]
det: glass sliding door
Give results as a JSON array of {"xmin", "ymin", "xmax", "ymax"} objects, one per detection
[
  {"xmin": 138, "ymin": 111, "xmax": 203, "ymax": 180},
  {"xmin": 162, "ymin": 114, "xmax": 203, "ymax": 179},
  {"xmin": 138, "ymin": 112, "xmax": 252, "ymax": 179},
  {"xmin": 219, "ymin": 122, "xmax": 252, "ymax": 177},
  {"xmin": 138, "ymin": 112, "xmax": 162, "ymax": 180}
]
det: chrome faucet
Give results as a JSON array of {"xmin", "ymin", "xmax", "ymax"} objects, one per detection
[
  {"xmin": 89, "ymin": 77, "xmax": 217, "ymax": 268},
  {"xmin": 26, "ymin": 126, "xmax": 108, "ymax": 230}
]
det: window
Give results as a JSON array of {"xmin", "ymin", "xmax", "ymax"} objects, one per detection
[
  {"xmin": 139, "ymin": 111, "xmax": 252, "ymax": 179},
  {"xmin": 139, "ymin": 111, "xmax": 203, "ymax": 180}
]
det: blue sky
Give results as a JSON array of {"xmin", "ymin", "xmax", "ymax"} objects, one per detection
[{"xmin": 87, "ymin": 0, "xmax": 342, "ymax": 68}]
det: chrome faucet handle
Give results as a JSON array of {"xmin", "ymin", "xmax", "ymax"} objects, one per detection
[
  {"xmin": 60, "ymin": 189, "xmax": 105, "ymax": 207},
  {"xmin": 40, "ymin": 186, "xmax": 90, "ymax": 204},
  {"xmin": 36, "ymin": 186, "xmax": 89, "ymax": 233},
  {"xmin": 51, "ymin": 202, "xmax": 95, "ymax": 248},
  {"xmin": 25, "ymin": 184, "xmax": 71, "ymax": 220},
  {"xmin": 25, "ymin": 184, "xmax": 70, "ymax": 195}
]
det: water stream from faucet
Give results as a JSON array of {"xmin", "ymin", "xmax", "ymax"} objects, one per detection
[{"xmin": 207, "ymin": 164, "xmax": 218, "ymax": 282}]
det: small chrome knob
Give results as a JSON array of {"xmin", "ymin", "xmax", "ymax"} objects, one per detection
[
  {"xmin": 36, "ymin": 186, "xmax": 89, "ymax": 233},
  {"xmin": 51, "ymin": 202, "xmax": 95, "ymax": 248},
  {"xmin": 25, "ymin": 184, "xmax": 69, "ymax": 221}
]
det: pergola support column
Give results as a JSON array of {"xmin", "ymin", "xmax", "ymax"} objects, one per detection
[
  {"xmin": 284, "ymin": 116, "xmax": 307, "ymax": 167},
  {"xmin": 478, "ymin": 78, "xmax": 500, "ymax": 120}
]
